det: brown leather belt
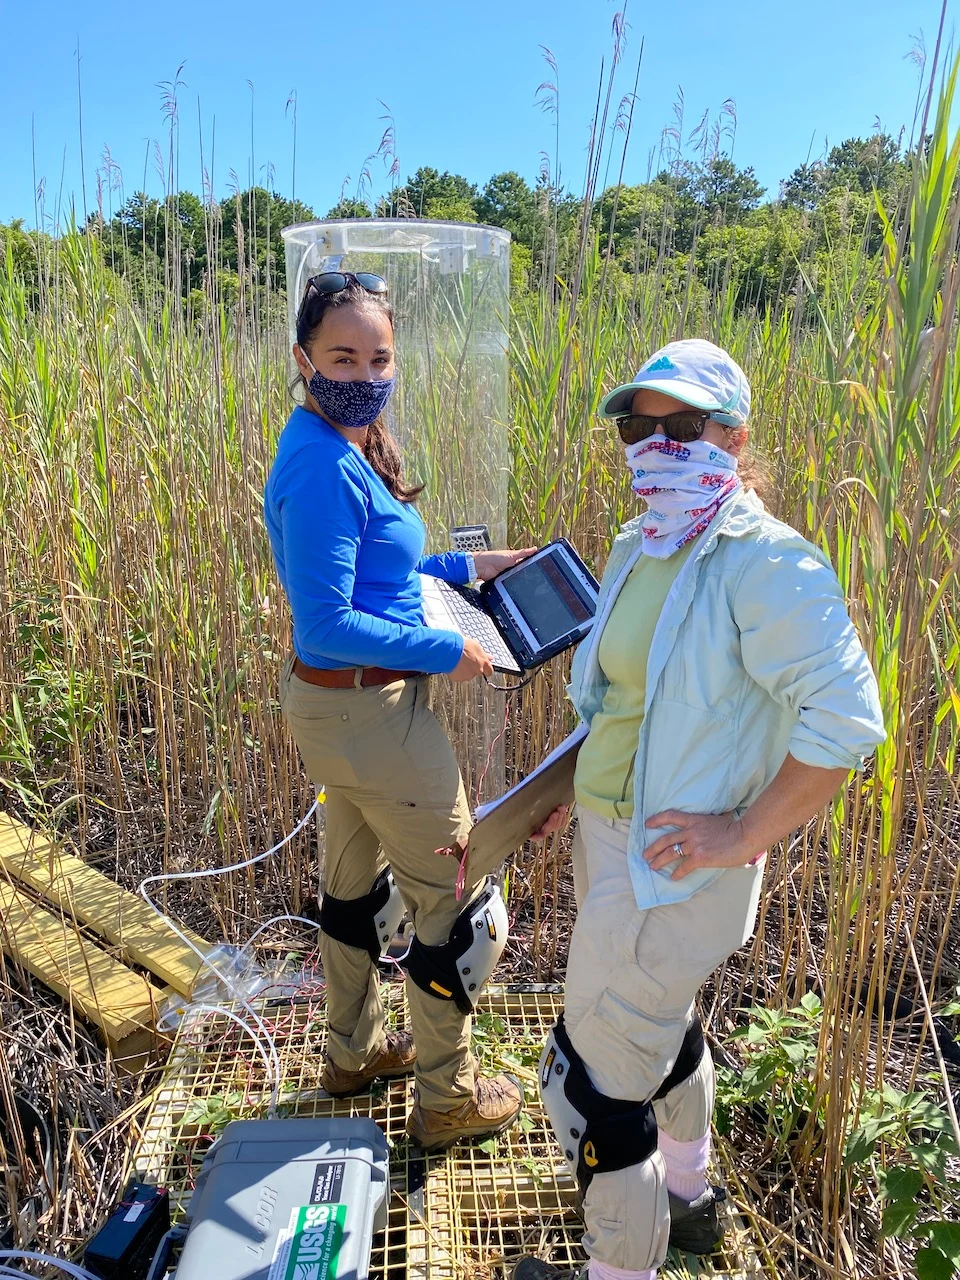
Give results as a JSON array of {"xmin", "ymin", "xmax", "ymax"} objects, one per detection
[{"xmin": 292, "ymin": 658, "xmax": 422, "ymax": 689}]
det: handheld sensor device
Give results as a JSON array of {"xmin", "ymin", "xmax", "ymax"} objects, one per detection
[{"xmin": 422, "ymin": 536, "xmax": 599, "ymax": 675}]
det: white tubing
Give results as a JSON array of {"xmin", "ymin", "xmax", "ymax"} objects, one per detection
[
  {"xmin": 0, "ymin": 815, "xmax": 324, "ymax": 1275},
  {"xmin": 137, "ymin": 800, "xmax": 320, "ymax": 979},
  {"xmin": 244, "ymin": 914, "xmax": 322, "ymax": 951},
  {"xmin": 183, "ymin": 1004, "xmax": 278, "ymax": 1090},
  {"xmin": 137, "ymin": 799, "xmax": 320, "ymax": 1116},
  {"xmin": 0, "ymin": 1251, "xmax": 101, "ymax": 1279}
]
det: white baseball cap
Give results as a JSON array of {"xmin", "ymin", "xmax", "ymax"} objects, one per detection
[{"xmin": 599, "ymin": 338, "xmax": 751, "ymax": 426}]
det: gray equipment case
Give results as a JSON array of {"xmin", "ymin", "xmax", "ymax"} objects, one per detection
[{"xmin": 171, "ymin": 1117, "xmax": 389, "ymax": 1280}]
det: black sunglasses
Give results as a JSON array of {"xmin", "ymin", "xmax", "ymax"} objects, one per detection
[
  {"xmin": 304, "ymin": 271, "xmax": 388, "ymax": 299},
  {"xmin": 616, "ymin": 409, "xmax": 718, "ymax": 446}
]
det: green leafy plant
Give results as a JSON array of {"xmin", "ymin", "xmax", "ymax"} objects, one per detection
[
  {"xmin": 471, "ymin": 1010, "xmax": 542, "ymax": 1083},
  {"xmin": 844, "ymin": 1083, "xmax": 960, "ymax": 1280},
  {"xmin": 715, "ymin": 991, "xmax": 823, "ymax": 1153},
  {"xmin": 719, "ymin": 994, "xmax": 960, "ymax": 1279},
  {"xmin": 2, "ymin": 34, "xmax": 960, "ymax": 1279},
  {"xmin": 176, "ymin": 1090, "xmax": 250, "ymax": 1137}
]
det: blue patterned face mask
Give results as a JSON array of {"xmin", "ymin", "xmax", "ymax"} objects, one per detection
[{"xmin": 306, "ymin": 362, "xmax": 396, "ymax": 428}]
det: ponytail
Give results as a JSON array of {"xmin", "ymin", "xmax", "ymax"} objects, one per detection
[{"xmin": 363, "ymin": 416, "xmax": 424, "ymax": 503}]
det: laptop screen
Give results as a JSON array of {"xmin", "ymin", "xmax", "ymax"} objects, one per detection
[{"xmin": 498, "ymin": 548, "xmax": 595, "ymax": 646}]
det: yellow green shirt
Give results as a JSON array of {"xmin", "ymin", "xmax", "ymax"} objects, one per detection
[{"xmin": 574, "ymin": 542, "xmax": 695, "ymax": 819}]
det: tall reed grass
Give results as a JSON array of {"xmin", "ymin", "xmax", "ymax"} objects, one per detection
[{"xmin": 1, "ymin": 24, "xmax": 959, "ymax": 1280}]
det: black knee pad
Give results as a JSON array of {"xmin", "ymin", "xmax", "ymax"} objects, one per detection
[
  {"xmin": 652, "ymin": 1013, "xmax": 705, "ymax": 1100},
  {"xmin": 319, "ymin": 867, "xmax": 405, "ymax": 962},
  {"xmin": 540, "ymin": 1015, "xmax": 658, "ymax": 1194},
  {"xmin": 400, "ymin": 878, "xmax": 508, "ymax": 1015}
]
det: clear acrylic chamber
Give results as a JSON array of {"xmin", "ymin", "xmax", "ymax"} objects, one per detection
[{"xmin": 280, "ymin": 219, "xmax": 512, "ymax": 801}]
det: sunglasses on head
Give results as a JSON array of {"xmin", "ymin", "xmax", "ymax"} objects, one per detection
[
  {"xmin": 304, "ymin": 271, "xmax": 388, "ymax": 299},
  {"xmin": 616, "ymin": 409, "xmax": 720, "ymax": 446}
]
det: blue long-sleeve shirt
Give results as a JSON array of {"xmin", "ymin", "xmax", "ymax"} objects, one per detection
[{"xmin": 264, "ymin": 406, "xmax": 469, "ymax": 673}]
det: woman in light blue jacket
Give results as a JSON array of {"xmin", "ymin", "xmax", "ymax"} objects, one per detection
[{"xmin": 515, "ymin": 340, "xmax": 885, "ymax": 1280}]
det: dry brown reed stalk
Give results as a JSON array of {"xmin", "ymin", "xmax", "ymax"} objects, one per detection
[{"xmin": 0, "ymin": 959, "xmax": 141, "ymax": 1257}]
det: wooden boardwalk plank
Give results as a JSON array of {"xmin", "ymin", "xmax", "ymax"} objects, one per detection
[
  {"xmin": 0, "ymin": 880, "xmax": 157, "ymax": 1041},
  {"xmin": 0, "ymin": 815, "xmax": 208, "ymax": 996}
]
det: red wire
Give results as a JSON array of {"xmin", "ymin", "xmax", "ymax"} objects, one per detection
[{"xmin": 474, "ymin": 696, "xmax": 512, "ymax": 807}]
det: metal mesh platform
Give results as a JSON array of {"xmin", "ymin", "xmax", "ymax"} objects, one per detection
[{"xmin": 134, "ymin": 983, "xmax": 757, "ymax": 1278}]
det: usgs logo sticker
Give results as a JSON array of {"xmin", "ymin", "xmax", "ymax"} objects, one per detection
[{"xmin": 269, "ymin": 1202, "xmax": 347, "ymax": 1280}]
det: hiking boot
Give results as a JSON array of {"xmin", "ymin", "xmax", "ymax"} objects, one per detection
[
  {"xmin": 512, "ymin": 1260, "xmax": 586, "ymax": 1279},
  {"xmin": 320, "ymin": 1031, "xmax": 416, "ymax": 1097},
  {"xmin": 407, "ymin": 1072, "xmax": 524, "ymax": 1151},
  {"xmin": 668, "ymin": 1184, "xmax": 726, "ymax": 1254}
]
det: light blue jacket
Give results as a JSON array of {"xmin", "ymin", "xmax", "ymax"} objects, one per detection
[{"xmin": 568, "ymin": 489, "xmax": 886, "ymax": 910}]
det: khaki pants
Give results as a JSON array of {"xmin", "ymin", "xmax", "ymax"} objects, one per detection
[
  {"xmin": 565, "ymin": 806, "xmax": 765, "ymax": 1272},
  {"xmin": 280, "ymin": 658, "xmax": 479, "ymax": 1112}
]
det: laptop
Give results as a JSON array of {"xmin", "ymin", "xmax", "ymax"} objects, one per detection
[{"xmin": 420, "ymin": 538, "xmax": 599, "ymax": 675}]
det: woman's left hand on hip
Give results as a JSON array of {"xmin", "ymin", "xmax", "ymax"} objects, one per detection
[
  {"xmin": 473, "ymin": 548, "xmax": 537, "ymax": 581},
  {"xmin": 643, "ymin": 809, "xmax": 752, "ymax": 880}
]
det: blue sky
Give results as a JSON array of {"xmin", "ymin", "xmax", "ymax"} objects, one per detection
[{"xmin": 0, "ymin": 0, "xmax": 949, "ymax": 228}]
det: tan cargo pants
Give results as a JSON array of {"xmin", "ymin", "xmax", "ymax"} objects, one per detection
[
  {"xmin": 565, "ymin": 805, "xmax": 765, "ymax": 1272},
  {"xmin": 280, "ymin": 658, "xmax": 480, "ymax": 1112}
]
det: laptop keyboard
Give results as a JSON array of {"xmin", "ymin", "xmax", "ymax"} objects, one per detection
[{"xmin": 442, "ymin": 585, "xmax": 520, "ymax": 674}]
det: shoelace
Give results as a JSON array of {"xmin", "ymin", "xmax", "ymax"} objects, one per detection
[
  {"xmin": 383, "ymin": 1031, "xmax": 413, "ymax": 1057},
  {"xmin": 478, "ymin": 1076, "xmax": 512, "ymax": 1105}
]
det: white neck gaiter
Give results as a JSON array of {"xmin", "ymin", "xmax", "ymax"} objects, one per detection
[{"xmin": 624, "ymin": 433, "xmax": 742, "ymax": 559}]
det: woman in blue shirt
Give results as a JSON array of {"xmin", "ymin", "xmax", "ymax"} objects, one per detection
[{"xmin": 265, "ymin": 271, "xmax": 528, "ymax": 1150}]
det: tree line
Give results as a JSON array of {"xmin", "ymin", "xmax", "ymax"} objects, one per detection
[{"xmin": 1, "ymin": 131, "xmax": 914, "ymax": 313}]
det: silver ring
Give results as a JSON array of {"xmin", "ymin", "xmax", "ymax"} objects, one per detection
[{"xmin": 673, "ymin": 842, "xmax": 684, "ymax": 858}]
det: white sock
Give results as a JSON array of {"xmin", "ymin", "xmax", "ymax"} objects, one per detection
[
  {"xmin": 658, "ymin": 1129, "xmax": 710, "ymax": 1201},
  {"xmin": 588, "ymin": 1262, "xmax": 656, "ymax": 1280}
]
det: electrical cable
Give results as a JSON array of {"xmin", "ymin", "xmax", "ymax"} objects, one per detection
[
  {"xmin": 102, "ymin": 623, "xmax": 536, "ymax": 1264},
  {"xmin": 474, "ymin": 697, "xmax": 511, "ymax": 811},
  {"xmin": 483, "ymin": 671, "xmax": 538, "ymax": 694}
]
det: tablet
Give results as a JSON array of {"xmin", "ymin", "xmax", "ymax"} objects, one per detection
[{"xmin": 482, "ymin": 539, "xmax": 599, "ymax": 668}]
